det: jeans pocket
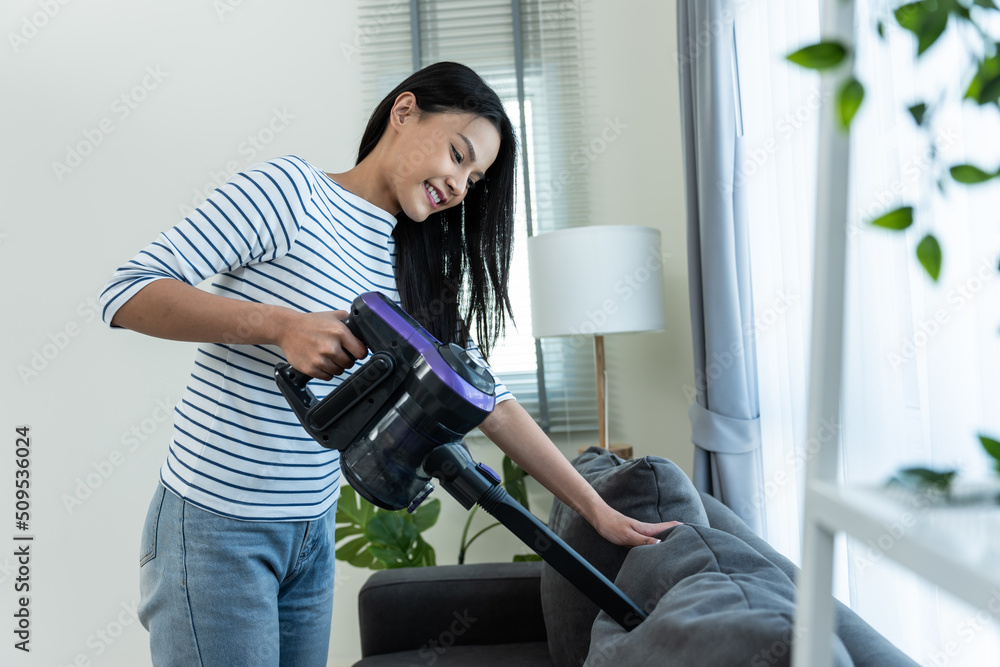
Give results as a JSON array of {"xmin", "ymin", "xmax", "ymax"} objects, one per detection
[{"xmin": 140, "ymin": 484, "xmax": 166, "ymax": 567}]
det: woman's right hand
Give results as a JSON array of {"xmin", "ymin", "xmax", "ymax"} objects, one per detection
[
  {"xmin": 111, "ymin": 280, "xmax": 367, "ymax": 380},
  {"xmin": 276, "ymin": 310, "xmax": 368, "ymax": 381}
]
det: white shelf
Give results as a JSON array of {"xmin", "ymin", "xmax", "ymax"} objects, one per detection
[{"xmin": 805, "ymin": 480, "xmax": 1000, "ymax": 612}]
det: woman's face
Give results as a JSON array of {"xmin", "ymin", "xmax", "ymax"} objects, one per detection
[{"xmin": 387, "ymin": 96, "xmax": 501, "ymax": 222}]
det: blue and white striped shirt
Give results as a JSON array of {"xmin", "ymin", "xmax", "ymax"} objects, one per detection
[{"xmin": 100, "ymin": 155, "xmax": 512, "ymax": 521}]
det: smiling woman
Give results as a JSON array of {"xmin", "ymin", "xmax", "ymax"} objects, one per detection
[
  {"xmin": 328, "ymin": 94, "xmax": 500, "ymax": 233},
  {"xmin": 343, "ymin": 61, "xmax": 518, "ymax": 355},
  {"xmin": 370, "ymin": 105, "xmax": 498, "ymax": 216}
]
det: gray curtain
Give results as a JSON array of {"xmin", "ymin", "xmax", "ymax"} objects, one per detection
[{"xmin": 677, "ymin": 0, "xmax": 763, "ymax": 534}]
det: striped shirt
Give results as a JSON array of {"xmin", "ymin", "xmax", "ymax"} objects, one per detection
[{"xmin": 100, "ymin": 155, "xmax": 512, "ymax": 521}]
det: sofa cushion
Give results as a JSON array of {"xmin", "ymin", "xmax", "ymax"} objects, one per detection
[
  {"xmin": 541, "ymin": 447, "xmax": 710, "ymax": 667},
  {"xmin": 584, "ymin": 524, "xmax": 854, "ymax": 667}
]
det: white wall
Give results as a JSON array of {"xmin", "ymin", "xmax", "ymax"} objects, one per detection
[
  {"xmin": 0, "ymin": 1, "xmax": 691, "ymax": 666},
  {"xmin": 586, "ymin": 0, "xmax": 694, "ymax": 474},
  {"xmin": 2, "ymin": 1, "xmax": 366, "ymax": 665}
]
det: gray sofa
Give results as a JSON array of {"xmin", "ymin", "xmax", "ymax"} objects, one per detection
[{"xmin": 352, "ymin": 448, "xmax": 918, "ymax": 667}]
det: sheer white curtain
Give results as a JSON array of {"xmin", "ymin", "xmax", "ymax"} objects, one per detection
[
  {"xmin": 737, "ymin": 0, "xmax": 1000, "ymax": 663},
  {"xmin": 735, "ymin": 0, "xmax": 820, "ymax": 562}
]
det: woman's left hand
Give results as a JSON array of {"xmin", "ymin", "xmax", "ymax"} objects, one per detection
[
  {"xmin": 479, "ymin": 401, "xmax": 683, "ymax": 548},
  {"xmin": 592, "ymin": 508, "xmax": 682, "ymax": 547}
]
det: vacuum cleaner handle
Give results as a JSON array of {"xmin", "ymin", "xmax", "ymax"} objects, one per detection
[
  {"xmin": 340, "ymin": 311, "xmax": 364, "ymax": 349},
  {"xmin": 279, "ymin": 311, "xmax": 366, "ymax": 392},
  {"xmin": 282, "ymin": 366, "xmax": 314, "ymax": 392},
  {"xmin": 423, "ymin": 444, "xmax": 647, "ymax": 631}
]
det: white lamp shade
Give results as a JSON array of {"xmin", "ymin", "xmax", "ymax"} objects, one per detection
[{"xmin": 527, "ymin": 225, "xmax": 666, "ymax": 338}]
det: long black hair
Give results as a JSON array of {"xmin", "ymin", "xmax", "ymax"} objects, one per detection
[{"xmin": 356, "ymin": 61, "xmax": 516, "ymax": 360}]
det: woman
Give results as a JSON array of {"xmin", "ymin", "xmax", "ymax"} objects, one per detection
[{"xmin": 100, "ymin": 61, "xmax": 678, "ymax": 666}]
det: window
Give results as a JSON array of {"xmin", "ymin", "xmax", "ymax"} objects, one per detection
[{"xmin": 357, "ymin": 0, "xmax": 599, "ymax": 438}]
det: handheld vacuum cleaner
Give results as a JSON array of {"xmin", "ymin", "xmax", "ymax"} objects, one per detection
[{"xmin": 275, "ymin": 291, "xmax": 646, "ymax": 631}]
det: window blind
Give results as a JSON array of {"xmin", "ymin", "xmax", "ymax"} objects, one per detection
[{"xmin": 356, "ymin": 0, "xmax": 598, "ymax": 435}]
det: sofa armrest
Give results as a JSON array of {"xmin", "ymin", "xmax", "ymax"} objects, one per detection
[{"xmin": 357, "ymin": 560, "xmax": 547, "ymax": 658}]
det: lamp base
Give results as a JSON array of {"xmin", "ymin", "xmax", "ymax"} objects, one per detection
[{"xmin": 578, "ymin": 444, "xmax": 634, "ymax": 461}]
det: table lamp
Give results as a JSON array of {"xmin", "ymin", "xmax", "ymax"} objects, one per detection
[{"xmin": 527, "ymin": 225, "xmax": 666, "ymax": 452}]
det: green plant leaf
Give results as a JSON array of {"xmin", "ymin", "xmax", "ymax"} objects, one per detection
[
  {"xmin": 917, "ymin": 11, "xmax": 949, "ymax": 55},
  {"xmin": 501, "ymin": 454, "xmax": 526, "ymax": 483},
  {"xmin": 360, "ymin": 494, "xmax": 376, "ymax": 526},
  {"xmin": 502, "ymin": 455, "xmax": 530, "ymax": 509},
  {"xmin": 355, "ymin": 506, "xmax": 436, "ymax": 571},
  {"xmin": 877, "ymin": 20, "xmax": 886, "ymax": 39},
  {"xmin": 981, "ymin": 435, "xmax": 1000, "ymax": 472},
  {"xmin": 336, "ymin": 535, "xmax": 371, "ymax": 562},
  {"xmin": 334, "ymin": 525, "xmax": 364, "ymax": 542},
  {"xmin": 412, "ymin": 538, "xmax": 437, "ymax": 567},
  {"xmin": 513, "ymin": 554, "xmax": 543, "ymax": 562},
  {"xmin": 897, "ymin": 466, "xmax": 957, "ymax": 491},
  {"xmin": 950, "ymin": 163, "xmax": 996, "ymax": 183},
  {"xmin": 349, "ymin": 549, "xmax": 377, "ymax": 569},
  {"xmin": 368, "ymin": 544, "xmax": 409, "ymax": 568},
  {"xmin": 505, "ymin": 478, "xmax": 529, "ymax": 509},
  {"xmin": 786, "ymin": 41, "xmax": 848, "ymax": 70},
  {"xmin": 894, "ymin": 1, "xmax": 950, "ymax": 56},
  {"xmin": 366, "ymin": 512, "xmax": 414, "ymax": 550},
  {"xmin": 899, "ymin": 467, "xmax": 958, "ymax": 488},
  {"xmin": 973, "ymin": 0, "xmax": 999, "ymax": 9},
  {"xmin": 410, "ymin": 498, "xmax": 441, "ymax": 532},
  {"xmin": 908, "ymin": 102, "xmax": 928, "ymax": 126},
  {"xmin": 966, "ymin": 52, "xmax": 1000, "ymax": 105},
  {"xmin": 870, "ymin": 205, "xmax": 914, "ymax": 230},
  {"xmin": 916, "ymin": 234, "xmax": 942, "ymax": 281},
  {"xmin": 894, "ymin": 1, "xmax": 925, "ymax": 31},
  {"xmin": 982, "ymin": 78, "xmax": 1000, "ymax": 104},
  {"xmin": 837, "ymin": 77, "xmax": 865, "ymax": 129},
  {"xmin": 336, "ymin": 485, "xmax": 363, "ymax": 524}
]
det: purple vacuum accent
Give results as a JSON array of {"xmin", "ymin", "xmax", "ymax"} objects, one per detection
[
  {"xmin": 359, "ymin": 292, "xmax": 496, "ymax": 412},
  {"xmin": 476, "ymin": 463, "xmax": 501, "ymax": 485}
]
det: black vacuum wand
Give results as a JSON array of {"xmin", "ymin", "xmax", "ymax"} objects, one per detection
[
  {"xmin": 423, "ymin": 443, "xmax": 646, "ymax": 630},
  {"xmin": 275, "ymin": 291, "xmax": 646, "ymax": 631}
]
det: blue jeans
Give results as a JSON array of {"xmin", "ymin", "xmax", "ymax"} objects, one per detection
[{"xmin": 138, "ymin": 483, "xmax": 337, "ymax": 666}]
